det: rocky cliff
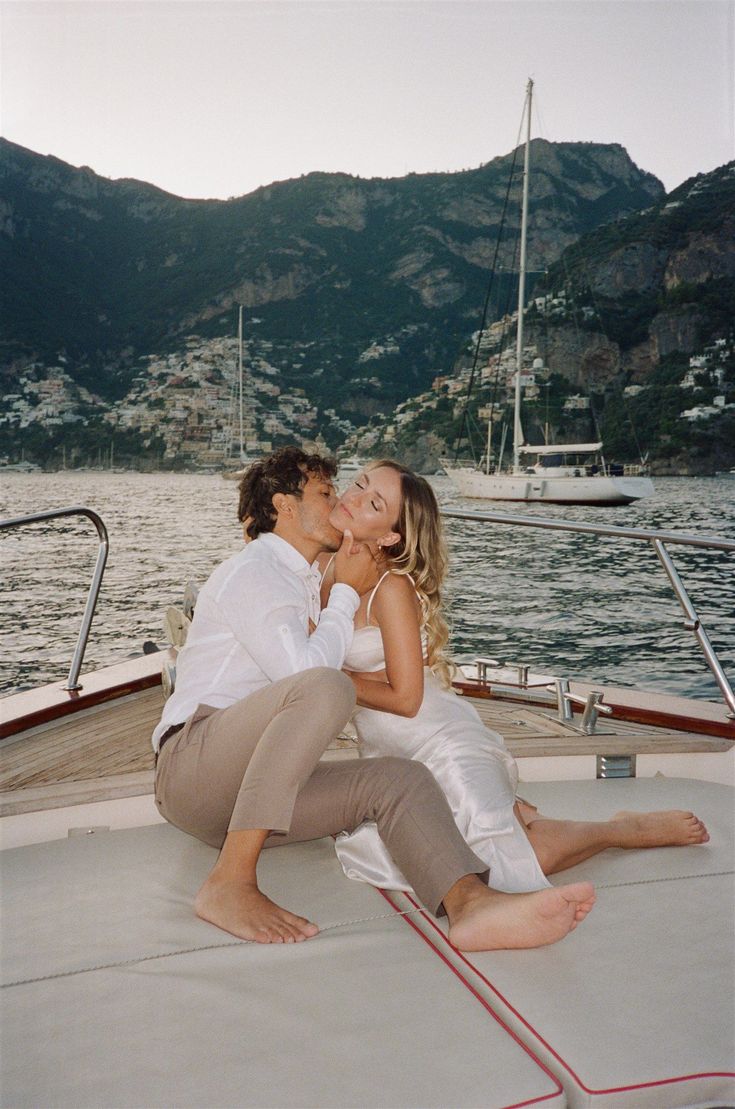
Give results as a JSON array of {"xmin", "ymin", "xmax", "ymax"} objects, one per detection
[
  {"xmin": 364, "ymin": 162, "xmax": 734, "ymax": 474},
  {"xmin": 0, "ymin": 136, "xmax": 663, "ymax": 419}
]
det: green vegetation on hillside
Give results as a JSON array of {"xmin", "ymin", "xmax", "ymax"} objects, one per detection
[{"xmin": 0, "ymin": 136, "xmax": 664, "ymax": 410}]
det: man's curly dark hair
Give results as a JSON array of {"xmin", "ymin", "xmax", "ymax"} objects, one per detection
[{"xmin": 237, "ymin": 447, "xmax": 338, "ymax": 539}]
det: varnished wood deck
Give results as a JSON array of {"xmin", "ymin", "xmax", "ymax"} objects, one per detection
[
  {"xmin": 466, "ymin": 697, "xmax": 733, "ymax": 758},
  {"xmin": 1, "ymin": 680, "xmax": 731, "ymax": 817},
  {"xmin": 1, "ymin": 686, "xmax": 163, "ymax": 791},
  {"xmin": 0, "ymin": 686, "xmax": 163, "ymax": 816}
]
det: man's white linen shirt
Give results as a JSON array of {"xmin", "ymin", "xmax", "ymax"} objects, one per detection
[{"xmin": 152, "ymin": 532, "xmax": 359, "ymax": 751}]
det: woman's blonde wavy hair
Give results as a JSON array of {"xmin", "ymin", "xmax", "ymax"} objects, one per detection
[{"xmin": 367, "ymin": 460, "xmax": 455, "ymax": 688}]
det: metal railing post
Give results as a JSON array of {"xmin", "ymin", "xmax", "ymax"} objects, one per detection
[
  {"xmin": 442, "ymin": 507, "xmax": 735, "ymax": 717},
  {"xmin": 0, "ymin": 506, "xmax": 109, "ymax": 691},
  {"xmin": 652, "ymin": 538, "xmax": 735, "ymax": 719}
]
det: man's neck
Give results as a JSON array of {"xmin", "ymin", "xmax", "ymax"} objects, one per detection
[{"xmin": 271, "ymin": 522, "xmax": 323, "ymax": 565}]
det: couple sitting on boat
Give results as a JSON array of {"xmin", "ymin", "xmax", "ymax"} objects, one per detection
[{"xmin": 152, "ymin": 447, "xmax": 708, "ymax": 950}]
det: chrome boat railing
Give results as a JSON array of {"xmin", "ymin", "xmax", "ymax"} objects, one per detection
[
  {"xmin": 442, "ymin": 508, "xmax": 735, "ymax": 719},
  {"xmin": 2, "ymin": 504, "xmax": 732, "ymax": 717},
  {"xmin": 0, "ymin": 506, "xmax": 109, "ymax": 692}
]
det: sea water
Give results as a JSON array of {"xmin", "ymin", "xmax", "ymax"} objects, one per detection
[{"xmin": 1, "ymin": 471, "xmax": 733, "ymax": 700}]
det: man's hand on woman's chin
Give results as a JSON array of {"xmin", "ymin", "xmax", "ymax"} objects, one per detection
[{"xmin": 334, "ymin": 529, "xmax": 380, "ymax": 596}]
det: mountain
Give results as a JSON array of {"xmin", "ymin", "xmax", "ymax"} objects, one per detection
[
  {"xmin": 0, "ymin": 136, "xmax": 663, "ymax": 424},
  {"xmin": 364, "ymin": 162, "xmax": 735, "ymax": 475}
]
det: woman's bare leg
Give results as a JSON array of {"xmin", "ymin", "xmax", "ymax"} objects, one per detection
[{"xmin": 516, "ymin": 802, "xmax": 709, "ymax": 876}]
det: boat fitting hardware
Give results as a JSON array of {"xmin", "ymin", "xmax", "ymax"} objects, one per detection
[
  {"xmin": 549, "ymin": 680, "xmax": 613, "ymax": 735},
  {"xmin": 475, "ymin": 657, "xmax": 501, "ymax": 683},
  {"xmin": 651, "ymin": 537, "xmax": 734, "ymax": 719},
  {"xmin": 0, "ymin": 506, "xmax": 108, "ymax": 692},
  {"xmin": 503, "ymin": 662, "xmax": 530, "ymax": 687},
  {"xmin": 161, "ymin": 660, "xmax": 177, "ymax": 700},
  {"xmin": 596, "ymin": 754, "xmax": 636, "ymax": 779},
  {"xmin": 580, "ymin": 691, "xmax": 613, "ymax": 735},
  {"xmin": 183, "ymin": 580, "xmax": 199, "ymax": 621},
  {"xmin": 444, "ymin": 508, "xmax": 735, "ymax": 720},
  {"xmin": 474, "ymin": 658, "xmax": 531, "ymax": 687}
]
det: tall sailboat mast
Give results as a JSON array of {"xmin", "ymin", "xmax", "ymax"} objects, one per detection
[
  {"xmin": 440, "ymin": 79, "xmax": 653, "ymax": 504},
  {"xmin": 512, "ymin": 78, "xmax": 533, "ymax": 474},
  {"xmin": 238, "ymin": 305, "xmax": 244, "ymax": 462}
]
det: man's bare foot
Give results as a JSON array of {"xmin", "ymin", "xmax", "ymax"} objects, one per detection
[
  {"xmin": 610, "ymin": 810, "xmax": 709, "ymax": 849},
  {"xmin": 195, "ymin": 873, "xmax": 319, "ymax": 943},
  {"xmin": 446, "ymin": 880, "xmax": 596, "ymax": 952}
]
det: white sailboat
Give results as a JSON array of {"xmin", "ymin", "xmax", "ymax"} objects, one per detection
[{"xmin": 443, "ymin": 80, "xmax": 654, "ymax": 506}]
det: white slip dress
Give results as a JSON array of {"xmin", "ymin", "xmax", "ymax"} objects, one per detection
[{"xmin": 334, "ymin": 572, "xmax": 550, "ymax": 895}]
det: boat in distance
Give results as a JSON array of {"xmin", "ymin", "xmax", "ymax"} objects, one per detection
[
  {"xmin": 443, "ymin": 80, "xmax": 653, "ymax": 507},
  {"xmin": 446, "ymin": 443, "xmax": 654, "ymax": 505},
  {"xmin": 336, "ymin": 454, "xmax": 368, "ymax": 480}
]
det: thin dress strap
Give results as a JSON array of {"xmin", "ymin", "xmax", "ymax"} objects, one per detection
[
  {"xmin": 366, "ymin": 570, "xmax": 392, "ymax": 624},
  {"xmin": 321, "ymin": 553, "xmax": 336, "ymax": 581}
]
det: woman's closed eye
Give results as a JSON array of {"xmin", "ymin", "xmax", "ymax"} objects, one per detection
[{"xmin": 354, "ymin": 479, "xmax": 380, "ymax": 512}]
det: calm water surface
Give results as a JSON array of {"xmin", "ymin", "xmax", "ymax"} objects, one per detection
[{"xmin": 1, "ymin": 471, "xmax": 733, "ymax": 701}]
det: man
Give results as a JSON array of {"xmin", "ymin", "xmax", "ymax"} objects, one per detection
[{"xmin": 153, "ymin": 447, "xmax": 595, "ymax": 949}]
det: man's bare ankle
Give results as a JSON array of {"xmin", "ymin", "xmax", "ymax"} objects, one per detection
[
  {"xmin": 206, "ymin": 861, "xmax": 256, "ymax": 889},
  {"xmin": 442, "ymin": 873, "xmax": 490, "ymax": 919}
]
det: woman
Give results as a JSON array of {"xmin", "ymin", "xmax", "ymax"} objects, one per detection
[{"xmin": 320, "ymin": 460, "xmax": 709, "ymax": 896}]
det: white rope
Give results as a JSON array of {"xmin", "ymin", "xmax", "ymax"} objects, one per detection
[
  {"xmin": 1, "ymin": 907, "xmax": 426, "ymax": 989},
  {"xmin": 5, "ymin": 870, "xmax": 732, "ymax": 989},
  {"xmin": 595, "ymin": 869, "xmax": 733, "ymax": 891}
]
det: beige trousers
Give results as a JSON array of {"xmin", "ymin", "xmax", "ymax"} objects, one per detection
[{"xmin": 154, "ymin": 668, "xmax": 485, "ymax": 914}]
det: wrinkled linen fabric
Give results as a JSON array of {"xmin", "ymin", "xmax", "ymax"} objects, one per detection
[{"xmin": 336, "ymin": 625, "xmax": 550, "ymax": 894}]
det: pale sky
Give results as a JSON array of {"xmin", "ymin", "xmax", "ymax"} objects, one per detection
[{"xmin": 1, "ymin": 0, "xmax": 733, "ymax": 200}]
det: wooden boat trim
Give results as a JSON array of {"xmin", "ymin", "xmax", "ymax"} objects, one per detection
[
  {"xmin": 2, "ymin": 688, "xmax": 731, "ymax": 818},
  {"xmin": 1, "ymin": 771, "xmax": 155, "ymax": 817},
  {"xmin": 0, "ymin": 652, "xmax": 168, "ymax": 740},
  {"xmin": 573, "ymin": 679, "xmax": 735, "ymax": 740},
  {"xmin": 453, "ymin": 677, "xmax": 735, "ymax": 740}
]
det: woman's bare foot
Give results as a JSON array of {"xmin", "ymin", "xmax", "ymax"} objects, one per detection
[
  {"xmin": 446, "ymin": 878, "xmax": 596, "ymax": 952},
  {"xmin": 195, "ymin": 873, "xmax": 319, "ymax": 943},
  {"xmin": 610, "ymin": 810, "xmax": 709, "ymax": 849}
]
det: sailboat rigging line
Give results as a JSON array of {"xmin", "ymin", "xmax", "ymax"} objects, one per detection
[
  {"xmin": 590, "ymin": 405, "xmax": 607, "ymax": 471},
  {"xmin": 621, "ymin": 388, "xmax": 647, "ymax": 465},
  {"xmin": 238, "ymin": 304, "xmax": 244, "ymax": 463},
  {"xmin": 474, "ymin": 229, "xmax": 523, "ymax": 469},
  {"xmin": 489, "ymin": 229, "xmax": 523, "ymax": 409},
  {"xmin": 533, "ymin": 128, "xmax": 650, "ymax": 466},
  {"xmin": 452, "ymin": 143, "xmax": 523, "ymax": 461}
]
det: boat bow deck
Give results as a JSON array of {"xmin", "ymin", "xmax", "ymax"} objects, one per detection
[{"xmin": 1, "ymin": 776, "xmax": 732, "ymax": 1108}]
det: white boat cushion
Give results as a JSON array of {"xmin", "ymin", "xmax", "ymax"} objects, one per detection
[
  {"xmin": 392, "ymin": 776, "xmax": 735, "ymax": 1109},
  {"xmin": 1, "ymin": 825, "xmax": 564, "ymax": 1109}
]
